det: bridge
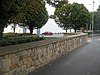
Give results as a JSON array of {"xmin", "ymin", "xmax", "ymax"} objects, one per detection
[{"xmin": 28, "ymin": 36, "xmax": 100, "ymax": 75}]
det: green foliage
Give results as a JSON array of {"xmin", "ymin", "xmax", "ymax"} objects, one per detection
[
  {"xmin": 97, "ymin": 5, "xmax": 100, "ymax": 11},
  {"xmin": 54, "ymin": 2, "xmax": 91, "ymax": 32},
  {"xmin": 0, "ymin": 0, "xmax": 48, "ymax": 40},
  {"xmin": 94, "ymin": 11, "xmax": 100, "ymax": 32},
  {"xmin": 8, "ymin": 0, "xmax": 48, "ymax": 34},
  {"xmin": 0, "ymin": 0, "xmax": 30, "ymax": 40},
  {"xmin": 55, "ymin": 3, "xmax": 72, "ymax": 31},
  {"xmin": 3, "ymin": 33, "xmax": 39, "ymax": 39},
  {"xmin": 0, "ymin": 36, "xmax": 44, "ymax": 47},
  {"xmin": 23, "ymin": 0, "xmax": 48, "ymax": 34},
  {"xmin": 94, "ymin": 5, "xmax": 100, "ymax": 32}
]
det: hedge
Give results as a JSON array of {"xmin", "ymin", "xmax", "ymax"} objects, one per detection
[{"xmin": 0, "ymin": 36, "xmax": 44, "ymax": 47}]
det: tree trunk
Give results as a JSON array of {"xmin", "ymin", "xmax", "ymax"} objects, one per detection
[
  {"xmin": 23, "ymin": 27, "xmax": 26, "ymax": 33},
  {"xmin": 0, "ymin": 28, "xmax": 4, "ymax": 40},
  {"xmin": 0, "ymin": 21, "xmax": 6, "ymax": 40},
  {"xmin": 0, "ymin": 15, "xmax": 9, "ymax": 40},
  {"xmin": 0, "ymin": 28, "xmax": 3, "ymax": 48},
  {"xmin": 74, "ymin": 28, "xmax": 77, "ymax": 33},
  {"xmin": 65, "ymin": 28, "xmax": 67, "ymax": 33},
  {"xmin": 13, "ymin": 24, "xmax": 16, "ymax": 33},
  {"xmin": 70, "ymin": 28, "xmax": 71, "ymax": 32},
  {"xmin": 29, "ymin": 25, "xmax": 33, "ymax": 34}
]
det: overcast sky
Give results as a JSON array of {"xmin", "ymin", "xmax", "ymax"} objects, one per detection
[
  {"xmin": 46, "ymin": 0, "xmax": 100, "ymax": 15},
  {"xmin": 69, "ymin": 0, "xmax": 100, "ymax": 11}
]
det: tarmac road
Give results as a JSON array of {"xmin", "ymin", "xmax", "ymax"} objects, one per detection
[{"xmin": 28, "ymin": 36, "xmax": 100, "ymax": 75}]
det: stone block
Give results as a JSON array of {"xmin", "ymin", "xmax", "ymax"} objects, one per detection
[
  {"xmin": 0, "ymin": 56, "xmax": 3, "ymax": 60},
  {"xmin": 31, "ymin": 61, "xmax": 35, "ymax": 66},
  {"xmin": 38, "ymin": 53, "xmax": 43, "ymax": 59},
  {"xmin": 9, "ymin": 63, "xmax": 18, "ymax": 70},
  {"xmin": 0, "ymin": 66, "xmax": 9, "ymax": 74},
  {"xmin": 18, "ymin": 61, "xmax": 23, "ymax": 67},
  {"xmin": 26, "ymin": 66, "xmax": 35, "ymax": 73},
  {"xmin": 23, "ymin": 59, "xmax": 28, "ymax": 65},
  {"xmin": 0, "ymin": 59, "xmax": 10, "ymax": 68},
  {"xmin": 30, "ymin": 52, "xmax": 35, "ymax": 57},
  {"xmin": 23, "ymin": 54, "xmax": 29, "ymax": 59},
  {"xmin": 43, "ymin": 52, "xmax": 47, "ymax": 56},
  {"xmin": 11, "ymin": 58, "xmax": 18, "ymax": 65},
  {"xmin": 19, "ymin": 55, "xmax": 23, "ymax": 61},
  {"xmin": 27, "ymin": 49, "xmax": 32, "ymax": 53},
  {"xmin": 35, "ymin": 60, "xmax": 41, "ymax": 67},
  {"xmin": 8, "ymin": 69, "xmax": 16, "ymax": 75},
  {"xmin": 43, "ymin": 48, "xmax": 47, "ymax": 53},
  {"xmin": 35, "ymin": 48, "xmax": 43, "ymax": 55},
  {"xmin": 1, "ymin": 72, "xmax": 10, "ymax": 75},
  {"xmin": 33, "ymin": 55, "xmax": 38, "ymax": 60},
  {"xmin": 8, "ymin": 54, "xmax": 19, "ymax": 64},
  {"xmin": 21, "ymin": 65, "xmax": 27, "ymax": 71},
  {"xmin": 26, "ymin": 62, "xmax": 32, "ymax": 69},
  {"xmin": 18, "ymin": 71, "xmax": 27, "ymax": 75},
  {"xmin": 14, "ymin": 67, "xmax": 22, "ymax": 74},
  {"xmin": 22, "ymin": 51, "xmax": 28, "ymax": 55},
  {"xmin": 3, "ymin": 55, "xmax": 9, "ymax": 59}
]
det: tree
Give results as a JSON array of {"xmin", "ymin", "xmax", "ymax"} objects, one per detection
[
  {"xmin": 9, "ymin": 12, "xmax": 25, "ymax": 33},
  {"xmin": 55, "ymin": 4, "xmax": 72, "ymax": 32},
  {"xmin": 2, "ymin": 0, "xmax": 48, "ymax": 35},
  {"xmin": 54, "ymin": 2, "xmax": 91, "ymax": 32},
  {"xmin": 94, "ymin": 5, "xmax": 100, "ymax": 32},
  {"xmin": 97, "ymin": 5, "xmax": 100, "ymax": 11},
  {"xmin": 0, "ymin": 0, "xmax": 29, "ymax": 40},
  {"xmin": 22, "ymin": 0, "xmax": 48, "ymax": 34},
  {"xmin": 71, "ymin": 3, "xmax": 91, "ymax": 32}
]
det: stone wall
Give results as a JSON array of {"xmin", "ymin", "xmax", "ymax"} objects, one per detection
[{"xmin": 0, "ymin": 33, "xmax": 87, "ymax": 75}]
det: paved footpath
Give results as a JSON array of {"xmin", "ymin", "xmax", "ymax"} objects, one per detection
[{"xmin": 28, "ymin": 36, "xmax": 100, "ymax": 75}]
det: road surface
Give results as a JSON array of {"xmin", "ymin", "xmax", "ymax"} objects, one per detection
[{"xmin": 28, "ymin": 36, "xmax": 100, "ymax": 75}]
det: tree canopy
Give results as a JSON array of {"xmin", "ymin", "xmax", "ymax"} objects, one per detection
[
  {"xmin": 55, "ymin": 3, "xmax": 72, "ymax": 32},
  {"xmin": 0, "ymin": 0, "xmax": 30, "ymax": 40},
  {"xmin": 0, "ymin": 0, "xmax": 48, "ymax": 40},
  {"xmin": 8, "ymin": 0, "xmax": 48, "ymax": 34},
  {"xmin": 23, "ymin": 0, "xmax": 48, "ymax": 34},
  {"xmin": 54, "ymin": 2, "xmax": 91, "ymax": 32},
  {"xmin": 94, "ymin": 5, "xmax": 100, "ymax": 32}
]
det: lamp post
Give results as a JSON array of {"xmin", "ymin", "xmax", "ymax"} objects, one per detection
[
  {"xmin": 89, "ymin": 4, "xmax": 92, "ymax": 31},
  {"xmin": 92, "ymin": 0, "xmax": 95, "ymax": 38}
]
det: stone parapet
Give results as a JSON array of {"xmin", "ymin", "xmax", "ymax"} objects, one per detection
[{"xmin": 0, "ymin": 33, "xmax": 87, "ymax": 75}]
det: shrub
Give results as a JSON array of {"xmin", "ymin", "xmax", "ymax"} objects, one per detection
[
  {"xmin": 3, "ymin": 33, "xmax": 37, "ymax": 38},
  {"xmin": 0, "ymin": 36, "xmax": 44, "ymax": 47}
]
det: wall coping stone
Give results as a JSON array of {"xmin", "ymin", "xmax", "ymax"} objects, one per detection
[{"xmin": 0, "ymin": 33, "xmax": 87, "ymax": 56}]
